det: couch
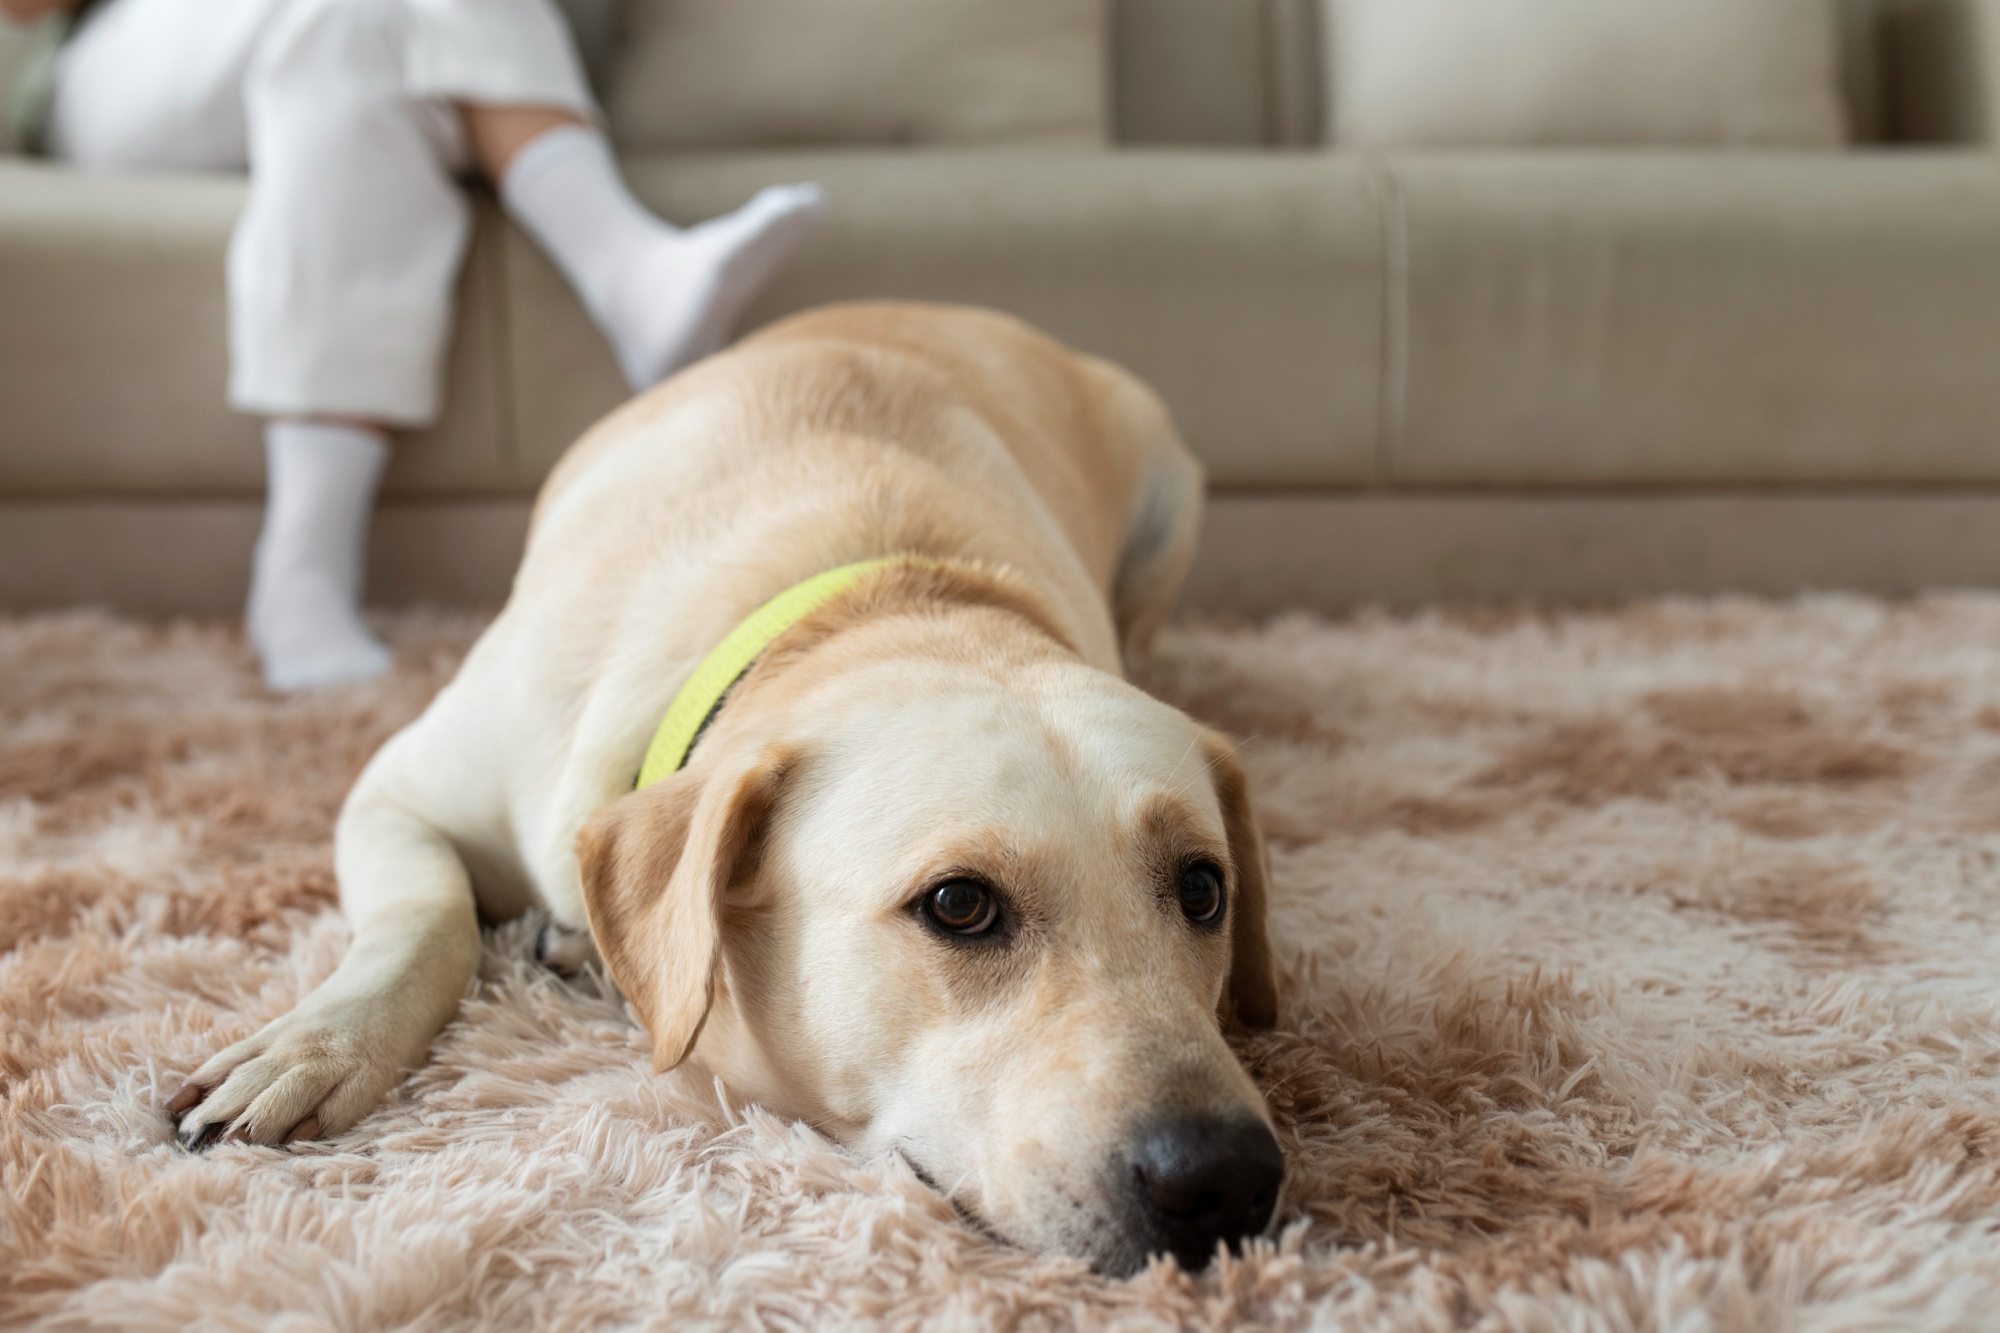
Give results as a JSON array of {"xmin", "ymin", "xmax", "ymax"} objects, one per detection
[{"xmin": 5, "ymin": 0, "xmax": 2000, "ymax": 618}]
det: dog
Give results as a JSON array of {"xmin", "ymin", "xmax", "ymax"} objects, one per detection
[{"xmin": 167, "ymin": 302, "xmax": 1284, "ymax": 1276}]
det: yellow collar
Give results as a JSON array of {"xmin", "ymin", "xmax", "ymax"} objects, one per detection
[{"xmin": 635, "ymin": 556, "xmax": 917, "ymax": 789}]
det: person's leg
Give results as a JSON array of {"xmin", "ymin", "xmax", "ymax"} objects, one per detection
[
  {"xmin": 465, "ymin": 104, "xmax": 826, "ymax": 391},
  {"xmin": 47, "ymin": 0, "xmax": 401, "ymax": 690},
  {"xmin": 400, "ymin": 0, "xmax": 824, "ymax": 388},
  {"xmin": 232, "ymin": 0, "xmax": 472, "ymax": 689},
  {"xmin": 249, "ymin": 419, "xmax": 393, "ymax": 690},
  {"xmin": 241, "ymin": 0, "xmax": 825, "ymax": 687},
  {"xmin": 46, "ymin": 0, "xmax": 285, "ymax": 171}
]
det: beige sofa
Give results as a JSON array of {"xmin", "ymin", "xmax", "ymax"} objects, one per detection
[{"xmin": 5, "ymin": 0, "xmax": 2000, "ymax": 617}]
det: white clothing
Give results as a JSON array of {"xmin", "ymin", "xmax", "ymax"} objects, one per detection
[
  {"xmin": 47, "ymin": 0, "xmax": 593, "ymax": 424},
  {"xmin": 250, "ymin": 420, "xmax": 394, "ymax": 690},
  {"xmin": 502, "ymin": 128, "xmax": 829, "ymax": 389}
]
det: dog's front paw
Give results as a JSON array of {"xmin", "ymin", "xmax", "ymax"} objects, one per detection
[
  {"xmin": 534, "ymin": 919, "xmax": 599, "ymax": 976},
  {"xmin": 167, "ymin": 994, "xmax": 408, "ymax": 1150}
]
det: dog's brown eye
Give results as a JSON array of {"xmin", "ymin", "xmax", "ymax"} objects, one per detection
[
  {"xmin": 924, "ymin": 879, "xmax": 999, "ymax": 935},
  {"xmin": 1178, "ymin": 862, "xmax": 1225, "ymax": 926}
]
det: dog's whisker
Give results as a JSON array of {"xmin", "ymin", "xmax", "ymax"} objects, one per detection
[{"xmin": 1161, "ymin": 733, "xmax": 1200, "ymax": 794}]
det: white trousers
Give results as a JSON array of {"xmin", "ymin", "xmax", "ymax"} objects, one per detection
[{"xmin": 47, "ymin": 0, "xmax": 593, "ymax": 424}]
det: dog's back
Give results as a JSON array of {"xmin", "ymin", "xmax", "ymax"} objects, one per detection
[{"xmin": 526, "ymin": 302, "xmax": 1196, "ymax": 665}]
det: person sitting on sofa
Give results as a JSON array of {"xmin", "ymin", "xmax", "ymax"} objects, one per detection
[{"xmin": 3, "ymin": 0, "xmax": 825, "ymax": 690}]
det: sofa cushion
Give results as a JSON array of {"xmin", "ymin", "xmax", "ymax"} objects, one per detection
[
  {"xmin": 1325, "ymin": 0, "xmax": 1849, "ymax": 146},
  {"xmin": 0, "ymin": 152, "xmax": 1382, "ymax": 497},
  {"xmin": 607, "ymin": 0, "xmax": 1108, "ymax": 150},
  {"xmin": 503, "ymin": 151, "xmax": 1385, "ymax": 489},
  {"xmin": 1386, "ymin": 153, "xmax": 2000, "ymax": 485}
]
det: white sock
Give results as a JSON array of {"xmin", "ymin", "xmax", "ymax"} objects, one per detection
[
  {"xmin": 500, "ymin": 126, "xmax": 826, "ymax": 390},
  {"xmin": 247, "ymin": 421, "xmax": 393, "ymax": 692}
]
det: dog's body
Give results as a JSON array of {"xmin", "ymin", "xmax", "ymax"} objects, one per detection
[{"xmin": 171, "ymin": 303, "xmax": 1283, "ymax": 1274}]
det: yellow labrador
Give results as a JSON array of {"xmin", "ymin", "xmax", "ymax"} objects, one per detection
[{"xmin": 169, "ymin": 302, "xmax": 1282, "ymax": 1275}]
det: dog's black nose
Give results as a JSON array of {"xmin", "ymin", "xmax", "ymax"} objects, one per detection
[{"xmin": 1125, "ymin": 1116, "xmax": 1284, "ymax": 1271}]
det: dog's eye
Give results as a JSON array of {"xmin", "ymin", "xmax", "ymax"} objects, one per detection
[
  {"xmin": 1178, "ymin": 862, "xmax": 1225, "ymax": 926},
  {"xmin": 923, "ymin": 878, "xmax": 999, "ymax": 936}
]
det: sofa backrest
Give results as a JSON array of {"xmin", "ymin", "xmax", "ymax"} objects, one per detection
[
  {"xmin": 1110, "ymin": 0, "xmax": 2000, "ymax": 147},
  {"xmin": 6, "ymin": 0, "xmax": 1999, "ymax": 154},
  {"xmin": 606, "ymin": 0, "xmax": 1111, "ymax": 150}
]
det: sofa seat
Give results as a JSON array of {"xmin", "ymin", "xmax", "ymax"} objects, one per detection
[
  {"xmin": 0, "ymin": 150, "xmax": 1384, "ymax": 497},
  {"xmin": 0, "ymin": 160, "xmax": 513, "ymax": 497},
  {"xmin": 11, "ymin": 148, "xmax": 2000, "ymax": 617},
  {"xmin": 517, "ymin": 150, "xmax": 1386, "ymax": 489},
  {"xmin": 1391, "ymin": 152, "xmax": 2000, "ymax": 486},
  {"xmin": 13, "ymin": 149, "xmax": 2000, "ymax": 505}
]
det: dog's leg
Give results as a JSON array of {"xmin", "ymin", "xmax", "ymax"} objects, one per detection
[
  {"xmin": 168, "ymin": 787, "xmax": 481, "ymax": 1149},
  {"xmin": 1112, "ymin": 431, "xmax": 1204, "ymax": 669},
  {"xmin": 535, "ymin": 918, "xmax": 600, "ymax": 975}
]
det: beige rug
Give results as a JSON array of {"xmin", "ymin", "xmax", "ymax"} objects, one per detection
[{"xmin": 7, "ymin": 598, "xmax": 2000, "ymax": 1329}]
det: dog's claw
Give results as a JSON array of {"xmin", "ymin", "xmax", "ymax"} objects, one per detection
[
  {"xmin": 284, "ymin": 1116, "xmax": 322, "ymax": 1145},
  {"xmin": 177, "ymin": 1118, "xmax": 229, "ymax": 1153},
  {"xmin": 165, "ymin": 1083, "xmax": 205, "ymax": 1114}
]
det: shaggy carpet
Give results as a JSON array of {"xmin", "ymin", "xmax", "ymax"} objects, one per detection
[{"xmin": 7, "ymin": 598, "xmax": 2000, "ymax": 1329}]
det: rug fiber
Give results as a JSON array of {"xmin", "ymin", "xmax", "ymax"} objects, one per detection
[{"xmin": 7, "ymin": 598, "xmax": 2000, "ymax": 1328}]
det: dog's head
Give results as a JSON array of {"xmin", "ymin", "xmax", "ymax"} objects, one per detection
[{"xmin": 577, "ymin": 588, "xmax": 1280, "ymax": 1276}]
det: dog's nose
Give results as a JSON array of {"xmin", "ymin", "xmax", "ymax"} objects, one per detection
[{"xmin": 1125, "ymin": 1116, "xmax": 1284, "ymax": 1270}]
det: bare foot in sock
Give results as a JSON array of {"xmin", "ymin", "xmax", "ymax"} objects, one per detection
[
  {"xmin": 500, "ymin": 130, "xmax": 827, "ymax": 392},
  {"xmin": 247, "ymin": 421, "xmax": 393, "ymax": 693},
  {"xmin": 248, "ymin": 564, "xmax": 392, "ymax": 692},
  {"xmin": 601, "ymin": 183, "xmax": 828, "ymax": 389}
]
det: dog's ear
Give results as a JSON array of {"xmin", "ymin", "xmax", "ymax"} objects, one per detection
[
  {"xmin": 1203, "ymin": 731, "xmax": 1277, "ymax": 1030},
  {"xmin": 576, "ymin": 745, "xmax": 794, "ymax": 1072}
]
